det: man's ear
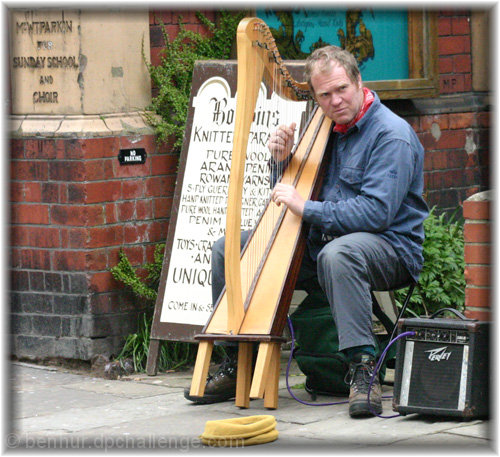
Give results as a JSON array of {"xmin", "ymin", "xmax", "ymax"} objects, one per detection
[{"xmin": 357, "ymin": 74, "xmax": 363, "ymax": 89}]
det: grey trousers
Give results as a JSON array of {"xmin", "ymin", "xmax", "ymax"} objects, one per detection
[{"xmin": 211, "ymin": 231, "xmax": 411, "ymax": 352}]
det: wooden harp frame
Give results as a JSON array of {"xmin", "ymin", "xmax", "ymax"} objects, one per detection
[{"xmin": 189, "ymin": 17, "xmax": 333, "ymax": 409}]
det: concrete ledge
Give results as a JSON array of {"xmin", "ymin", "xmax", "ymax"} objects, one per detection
[{"xmin": 9, "ymin": 111, "xmax": 158, "ymax": 138}]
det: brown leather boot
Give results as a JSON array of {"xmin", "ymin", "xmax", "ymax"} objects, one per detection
[
  {"xmin": 184, "ymin": 355, "xmax": 237, "ymax": 404},
  {"xmin": 346, "ymin": 353, "xmax": 382, "ymax": 417}
]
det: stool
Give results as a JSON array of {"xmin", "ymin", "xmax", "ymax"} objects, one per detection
[{"xmin": 372, "ymin": 281, "xmax": 418, "ymax": 342}]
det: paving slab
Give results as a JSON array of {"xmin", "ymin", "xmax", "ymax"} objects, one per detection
[{"xmin": 7, "ymin": 361, "xmax": 494, "ymax": 451}]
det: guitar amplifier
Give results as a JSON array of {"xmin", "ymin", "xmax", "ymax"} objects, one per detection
[{"xmin": 392, "ymin": 313, "xmax": 490, "ymax": 419}]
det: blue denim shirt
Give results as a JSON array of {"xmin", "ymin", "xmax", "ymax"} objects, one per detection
[{"xmin": 275, "ymin": 91, "xmax": 428, "ymax": 281}]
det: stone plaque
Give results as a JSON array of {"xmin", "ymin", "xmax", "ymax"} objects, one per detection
[{"xmin": 10, "ymin": 9, "xmax": 81, "ymax": 115}]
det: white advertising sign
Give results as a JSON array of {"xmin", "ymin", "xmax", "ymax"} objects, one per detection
[{"xmin": 160, "ymin": 76, "xmax": 307, "ymax": 325}]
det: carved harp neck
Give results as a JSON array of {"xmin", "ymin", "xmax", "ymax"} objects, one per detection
[{"xmin": 224, "ymin": 17, "xmax": 311, "ymax": 333}]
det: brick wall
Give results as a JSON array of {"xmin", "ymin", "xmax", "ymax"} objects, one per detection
[
  {"xmin": 10, "ymin": 133, "xmax": 178, "ymax": 359},
  {"xmin": 438, "ymin": 11, "xmax": 472, "ymax": 94},
  {"xmin": 463, "ymin": 191, "xmax": 491, "ymax": 321}
]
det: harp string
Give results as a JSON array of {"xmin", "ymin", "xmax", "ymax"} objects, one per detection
[{"xmin": 240, "ymin": 22, "xmax": 304, "ymax": 309}]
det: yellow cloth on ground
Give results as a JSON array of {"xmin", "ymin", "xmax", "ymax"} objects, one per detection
[{"xmin": 200, "ymin": 415, "xmax": 278, "ymax": 447}]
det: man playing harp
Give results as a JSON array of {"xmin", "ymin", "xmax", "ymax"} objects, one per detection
[{"xmin": 185, "ymin": 45, "xmax": 428, "ymax": 418}]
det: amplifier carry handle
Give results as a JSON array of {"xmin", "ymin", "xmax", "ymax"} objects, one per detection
[{"xmin": 429, "ymin": 307, "xmax": 472, "ymax": 321}]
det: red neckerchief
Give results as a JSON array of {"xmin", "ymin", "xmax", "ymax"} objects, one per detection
[{"xmin": 332, "ymin": 87, "xmax": 374, "ymax": 134}]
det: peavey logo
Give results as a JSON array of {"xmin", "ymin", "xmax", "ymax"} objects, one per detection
[{"xmin": 425, "ymin": 346, "xmax": 452, "ymax": 362}]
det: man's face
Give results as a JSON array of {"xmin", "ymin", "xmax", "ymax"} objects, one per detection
[{"xmin": 310, "ymin": 62, "xmax": 364, "ymax": 125}]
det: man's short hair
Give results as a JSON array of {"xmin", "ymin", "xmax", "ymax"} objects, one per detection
[{"xmin": 305, "ymin": 46, "xmax": 361, "ymax": 92}]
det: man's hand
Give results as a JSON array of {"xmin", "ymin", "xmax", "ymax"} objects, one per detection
[
  {"xmin": 271, "ymin": 183, "xmax": 305, "ymax": 216},
  {"xmin": 268, "ymin": 122, "xmax": 296, "ymax": 162}
]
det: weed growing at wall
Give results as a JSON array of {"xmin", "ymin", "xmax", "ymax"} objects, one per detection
[{"xmin": 144, "ymin": 11, "xmax": 246, "ymax": 150}]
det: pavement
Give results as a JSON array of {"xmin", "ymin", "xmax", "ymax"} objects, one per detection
[{"xmin": 7, "ymin": 354, "xmax": 495, "ymax": 453}]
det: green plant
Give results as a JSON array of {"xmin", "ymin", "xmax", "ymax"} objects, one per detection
[
  {"xmin": 110, "ymin": 244, "xmax": 165, "ymax": 302},
  {"xmin": 144, "ymin": 10, "xmax": 246, "ymax": 150},
  {"xmin": 394, "ymin": 206, "xmax": 466, "ymax": 317},
  {"xmin": 116, "ymin": 312, "xmax": 198, "ymax": 372}
]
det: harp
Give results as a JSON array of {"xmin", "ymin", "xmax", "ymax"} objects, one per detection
[{"xmin": 189, "ymin": 17, "xmax": 333, "ymax": 409}]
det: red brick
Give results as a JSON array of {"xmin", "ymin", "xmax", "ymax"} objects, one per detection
[
  {"xmin": 11, "ymin": 226, "xmax": 29, "ymax": 246},
  {"xmin": 436, "ymin": 129, "xmax": 466, "ymax": 150},
  {"xmin": 11, "ymin": 203, "xmax": 49, "ymax": 224},
  {"xmin": 10, "ymin": 139, "xmax": 25, "ymax": 159},
  {"xmin": 83, "ymin": 160, "xmax": 111, "ymax": 181},
  {"xmin": 14, "ymin": 248, "xmax": 51, "ymax": 270},
  {"xmin": 89, "ymin": 271, "xmax": 119, "ymax": 293},
  {"xmin": 146, "ymin": 175, "xmax": 176, "ymax": 197},
  {"xmin": 440, "ymin": 74, "xmax": 465, "ymax": 93},
  {"xmin": 463, "ymin": 73, "xmax": 472, "ymax": 92},
  {"xmin": 464, "ymin": 222, "xmax": 490, "ymax": 243},
  {"xmin": 421, "ymin": 114, "xmax": 449, "ymax": 132},
  {"xmin": 60, "ymin": 139, "xmax": 84, "ymax": 159},
  {"xmin": 452, "ymin": 16, "xmax": 471, "ymax": 35},
  {"xmin": 87, "ymin": 226, "xmax": 124, "ymax": 248},
  {"xmin": 153, "ymin": 197, "xmax": 173, "ymax": 218},
  {"xmin": 23, "ymin": 182, "xmax": 42, "ymax": 202},
  {"xmin": 136, "ymin": 199, "xmax": 153, "ymax": 220},
  {"xmin": 86, "ymin": 249, "xmax": 109, "ymax": 271},
  {"xmin": 423, "ymin": 152, "xmax": 432, "ymax": 172},
  {"xmin": 24, "ymin": 139, "xmax": 57, "ymax": 159},
  {"xmin": 66, "ymin": 183, "xmax": 86, "ymax": 203},
  {"xmin": 105, "ymin": 203, "xmax": 118, "ymax": 224},
  {"xmin": 51, "ymin": 205, "xmax": 105, "ymax": 226},
  {"xmin": 431, "ymin": 151, "xmax": 448, "ymax": 170},
  {"xmin": 438, "ymin": 35, "xmax": 471, "ymax": 55},
  {"xmin": 453, "ymin": 54, "xmax": 471, "ymax": 73},
  {"xmin": 464, "ymin": 309, "xmax": 491, "ymax": 321},
  {"xmin": 61, "ymin": 227, "xmax": 87, "ymax": 248},
  {"xmin": 148, "ymin": 220, "xmax": 168, "ymax": 243},
  {"xmin": 449, "ymin": 112, "xmax": 474, "ymax": 130},
  {"xmin": 464, "ymin": 265, "xmax": 490, "ymax": 287},
  {"xmin": 85, "ymin": 181, "xmax": 122, "ymax": 204},
  {"xmin": 152, "ymin": 11, "xmax": 173, "ymax": 26},
  {"xmin": 151, "ymin": 154, "xmax": 179, "ymax": 175},
  {"xmin": 53, "ymin": 250, "xmax": 87, "ymax": 271},
  {"xmin": 438, "ymin": 16, "xmax": 452, "ymax": 35},
  {"xmin": 113, "ymin": 161, "xmax": 150, "ymax": 179},
  {"xmin": 465, "ymin": 186, "xmax": 481, "ymax": 199},
  {"xmin": 465, "ymin": 286, "xmax": 491, "ymax": 308},
  {"xmin": 123, "ymin": 223, "xmax": 149, "ymax": 244},
  {"xmin": 162, "ymin": 24, "xmax": 180, "ymax": 41},
  {"xmin": 150, "ymin": 47, "xmax": 163, "ymax": 67},
  {"xmin": 438, "ymin": 56, "xmax": 453, "ymax": 74},
  {"xmin": 81, "ymin": 137, "xmax": 119, "ymax": 159},
  {"xmin": 27, "ymin": 226, "xmax": 60, "ymax": 248},
  {"xmin": 11, "ymin": 160, "xmax": 49, "ymax": 181},
  {"xmin": 10, "ymin": 182, "xmax": 24, "ymax": 202},
  {"xmin": 476, "ymin": 112, "xmax": 490, "ymax": 128},
  {"xmin": 463, "ymin": 200, "xmax": 490, "ymax": 220},
  {"xmin": 121, "ymin": 245, "xmax": 146, "ymax": 265},
  {"xmin": 118, "ymin": 201, "xmax": 136, "ymax": 221},
  {"xmin": 122, "ymin": 180, "xmax": 144, "ymax": 199},
  {"xmin": 49, "ymin": 160, "xmax": 87, "ymax": 182},
  {"xmin": 464, "ymin": 244, "xmax": 491, "ymax": 264}
]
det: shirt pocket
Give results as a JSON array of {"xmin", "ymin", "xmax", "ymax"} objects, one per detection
[{"xmin": 339, "ymin": 166, "xmax": 364, "ymax": 196}]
